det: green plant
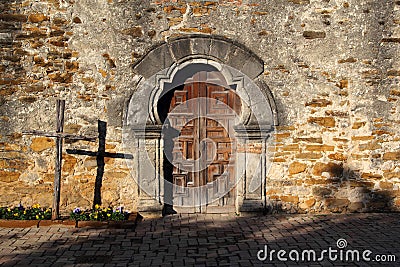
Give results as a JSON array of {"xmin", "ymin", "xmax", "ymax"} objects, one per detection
[
  {"xmin": 70, "ymin": 205, "xmax": 129, "ymax": 221},
  {"xmin": 0, "ymin": 204, "xmax": 52, "ymax": 220}
]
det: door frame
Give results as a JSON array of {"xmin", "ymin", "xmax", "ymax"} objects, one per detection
[{"xmin": 124, "ymin": 36, "xmax": 278, "ymax": 215}]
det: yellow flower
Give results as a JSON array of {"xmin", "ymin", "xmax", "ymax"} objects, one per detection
[
  {"xmin": 23, "ymin": 211, "xmax": 26, "ymax": 214},
  {"xmin": 13, "ymin": 213, "xmax": 18, "ymax": 216},
  {"xmin": 95, "ymin": 204, "xmax": 100, "ymax": 209},
  {"xmin": 103, "ymin": 208, "xmax": 107, "ymax": 212},
  {"xmin": 7, "ymin": 208, "xmax": 11, "ymax": 212},
  {"xmin": 36, "ymin": 215, "xmax": 39, "ymax": 219},
  {"xmin": 94, "ymin": 215, "xmax": 98, "ymax": 219},
  {"xmin": 107, "ymin": 213, "xmax": 111, "ymax": 217}
]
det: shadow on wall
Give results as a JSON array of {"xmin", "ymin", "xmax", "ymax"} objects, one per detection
[
  {"xmin": 0, "ymin": 213, "xmax": 399, "ymax": 265},
  {"xmin": 265, "ymin": 163, "xmax": 398, "ymax": 214},
  {"xmin": 66, "ymin": 120, "xmax": 133, "ymax": 209}
]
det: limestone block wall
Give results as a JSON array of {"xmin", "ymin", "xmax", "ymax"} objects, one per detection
[{"xmin": 0, "ymin": 0, "xmax": 399, "ymax": 214}]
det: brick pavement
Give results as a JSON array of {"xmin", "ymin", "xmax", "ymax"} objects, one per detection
[{"xmin": 0, "ymin": 213, "xmax": 399, "ymax": 266}]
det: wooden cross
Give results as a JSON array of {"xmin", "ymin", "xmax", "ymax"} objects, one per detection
[
  {"xmin": 23, "ymin": 100, "xmax": 96, "ymax": 220},
  {"xmin": 66, "ymin": 120, "xmax": 133, "ymax": 208}
]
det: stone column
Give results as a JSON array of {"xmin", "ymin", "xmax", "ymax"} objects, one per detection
[
  {"xmin": 132, "ymin": 125, "xmax": 164, "ymax": 215},
  {"xmin": 234, "ymin": 125, "xmax": 271, "ymax": 213}
]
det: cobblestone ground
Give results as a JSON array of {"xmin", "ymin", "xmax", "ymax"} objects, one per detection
[{"xmin": 0, "ymin": 213, "xmax": 399, "ymax": 266}]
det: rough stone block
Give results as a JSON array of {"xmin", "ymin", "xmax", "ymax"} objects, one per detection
[
  {"xmin": 274, "ymin": 132, "xmax": 290, "ymax": 141},
  {"xmin": 306, "ymin": 145, "xmax": 335, "ymax": 152},
  {"xmin": 351, "ymin": 136, "xmax": 374, "ymax": 141},
  {"xmin": 359, "ymin": 142, "xmax": 381, "ymax": 151},
  {"xmin": 30, "ymin": 137, "xmax": 53, "ymax": 152},
  {"xmin": 133, "ymin": 43, "xmax": 174, "ymax": 78},
  {"xmin": 383, "ymin": 152, "xmax": 400, "ymax": 160},
  {"xmin": 296, "ymin": 152, "xmax": 322, "ymax": 160},
  {"xmin": 379, "ymin": 181, "xmax": 393, "ymax": 190},
  {"xmin": 191, "ymin": 37, "xmax": 211, "ymax": 55},
  {"xmin": 48, "ymin": 72, "xmax": 73, "ymax": 83},
  {"xmin": 308, "ymin": 117, "xmax": 335, "ymax": 127},
  {"xmin": 282, "ymin": 144, "xmax": 299, "ymax": 151},
  {"xmin": 381, "ymin": 37, "xmax": 400, "ymax": 43},
  {"xmin": 288, "ymin": 0, "xmax": 310, "ymax": 4},
  {"xmin": 288, "ymin": 162, "xmax": 307, "ymax": 175},
  {"xmin": 338, "ymin": 57, "xmax": 357, "ymax": 64},
  {"xmin": 313, "ymin": 187, "xmax": 332, "ymax": 197},
  {"xmin": 63, "ymin": 124, "xmax": 82, "ymax": 134},
  {"xmin": 303, "ymin": 31, "xmax": 326, "ymax": 39},
  {"xmin": 0, "ymin": 170, "xmax": 20, "ymax": 182},
  {"xmin": 361, "ymin": 173, "xmax": 382, "ymax": 179},
  {"xmin": 106, "ymin": 97, "xmax": 124, "ymax": 127},
  {"xmin": 348, "ymin": 202, "xmax": 363, "ymax": 212},
  {"xmin": 299, "ymin": 198, "xmax": 315, "ymax": 209},
  {"xmin": 241, "ymin": 57, "xmax": 264, "ymax": 79},
  {"xmin": 0, "ymin": 14, "xmax": 27, "ymax": 22},
  {"xmin": 294, "ymin": 137, "xmax": 323, "ymax": 144},
  {"xmin": 169, "ymin": 38, "xmax": 191, "ymax": 61},
  {"xmin": 313, "ymin": 162, "xmax": 343, "ymax": 177},
  {"xmin": 305, "ymin": 98, "xmax": 332, "ymax": 107},
  {"xmin": 226, "ymin": 46, "xmax": 252, "ymax": 74},
  {"xmin": 325, "ymin": 198, "xmax": 350, "ymax": 210},
  {"xmin": 328, "ymin": 153, "xmax": 347, "ymax": 161},
  {"xmin": 209, "ymin": 38, "xmax": 232, "ymax": 61},
  {"xmin": 28, "ymin": 13, "xmax": 49, "ymax": 23},
  {"xmin": 390, "ymin": 88, "xmax": 400, "ymax": 96},
  {"xmin": 280, "ymin": 195, "xmax": 299, "ymax": 204},
  {"xmin": 122, "ymin": 26, "xmax": 143, "ymax": 37},
  {"xmin": 384, "ymin": 172, "xmax": 400, "ymax": 179},
  {"xmin": 352, "ymin": 121, "xmax": 366, "ymax": 129},
  {"xmin": 62, "ymin": 155, "xmax": 77, "ymax": 173}
]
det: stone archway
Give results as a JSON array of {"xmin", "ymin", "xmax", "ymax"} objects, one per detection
[{"xmin": 123, "ymin": 35, "xmax": 278, "ymax": 215}]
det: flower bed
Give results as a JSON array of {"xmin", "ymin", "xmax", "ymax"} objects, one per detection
[
  {"xmin": 0, "ymin": 204, "xmax": 136, "ymax": 228},
  {"xmin": 70, "ymin": 205, "xmax": 129, "ymax": 221},
  {"xmin": 0, "ymin": 204, "xmax": 51, "ymax": 220}
]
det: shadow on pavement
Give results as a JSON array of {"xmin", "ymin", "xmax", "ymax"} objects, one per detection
[{"xmin": 0, "ymin": 213, "xmax": 399, "ymax": 266}]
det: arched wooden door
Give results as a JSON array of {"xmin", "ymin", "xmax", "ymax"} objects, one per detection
[{"xmin": 166, "ymin": 71, "xmax": 241, "ymax": 213}]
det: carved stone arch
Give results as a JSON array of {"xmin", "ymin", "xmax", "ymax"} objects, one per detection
[
  {"xmin": 125, "ymin": 35, "xmax": 278, "ymax": 215},
  {"xmin": 133, "ymin": 34, "xmax": 265, "ymax": 81}
]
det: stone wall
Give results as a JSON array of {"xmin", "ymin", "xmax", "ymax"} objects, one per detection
[{"xmin": 0, "ymin": 0, "xmax": 399, "ymax": 214}]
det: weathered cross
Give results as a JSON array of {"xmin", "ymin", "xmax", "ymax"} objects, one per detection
[
  {"xmin": 23, "ymin": 100, "xmax": 96, "ymax": 220},
  {"xmin": 66, "ymin": 120, "xmax": 133, "ymax": 208}
]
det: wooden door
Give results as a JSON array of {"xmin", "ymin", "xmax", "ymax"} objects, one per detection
[{"xmin": 167, "ymin": 72, "xmax": 241, "ymax": 212}]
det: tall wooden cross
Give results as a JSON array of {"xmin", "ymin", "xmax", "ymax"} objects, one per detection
[
  {"xmin": 23, "ymin": 100, "xmax": 96, "ymax": 220},
  {"xmin": 66, "ymin": 120, "xmax": 133, "ymax": 208}
]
